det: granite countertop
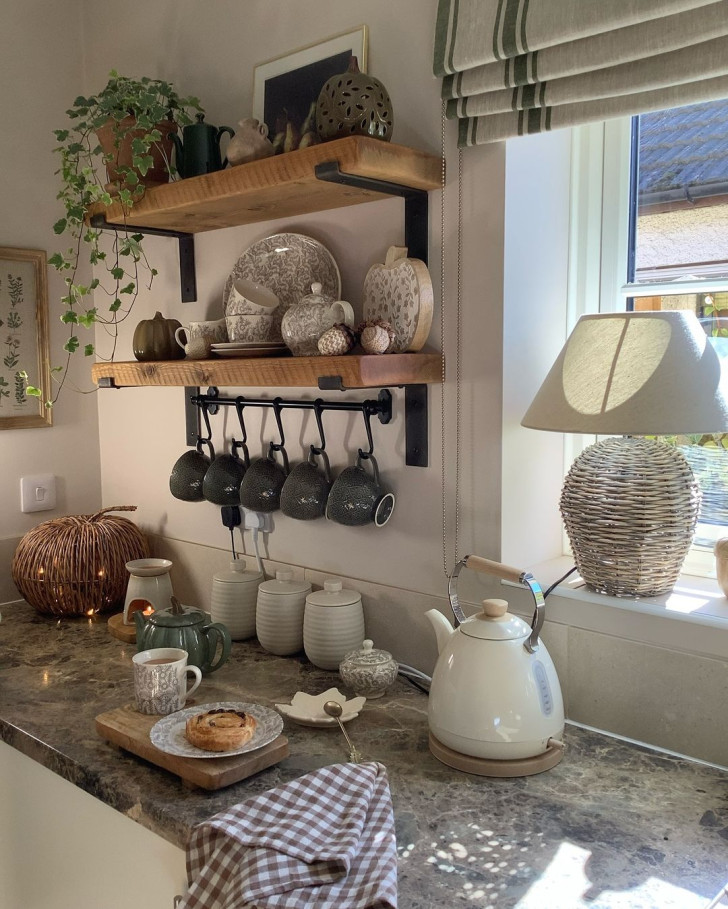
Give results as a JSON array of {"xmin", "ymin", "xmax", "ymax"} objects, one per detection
[{"xmin": 1, "ymin": 601, "xmax": 727, "ymax": 909}]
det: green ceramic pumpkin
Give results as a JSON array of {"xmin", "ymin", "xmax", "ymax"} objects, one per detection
[{"xmin": 133, "ymin": 311, "xmax": 184, "ymax": 361}]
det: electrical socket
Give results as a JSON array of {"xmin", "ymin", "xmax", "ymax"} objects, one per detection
[{"xmin": 242, "ymin": 508, "xmax": 273, "ymax": 533}]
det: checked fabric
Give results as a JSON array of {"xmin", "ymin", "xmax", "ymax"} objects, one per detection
[{"xmin": 177, "ymin": 761, "xmax": 398, "ymax": 909}]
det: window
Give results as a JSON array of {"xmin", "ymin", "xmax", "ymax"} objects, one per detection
[{"xmin": 570, "ymin": 99, "xmax": 728, "ymax": 573}]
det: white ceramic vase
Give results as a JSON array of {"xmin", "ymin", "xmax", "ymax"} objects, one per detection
[
  {"xmin": 256, "ymin": 570, "xmax": 311, "ymax": 655},
  {"xmin": 303, "ymin": 578, "xmax": 365, "ymax": 670},
  {"xmin": 210, "ymin": 559, "xmax": 263, "ymax": 641}
]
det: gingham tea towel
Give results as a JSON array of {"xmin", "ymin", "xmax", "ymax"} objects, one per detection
[{"xmin": 177, "ymin": 761, "xmax": 397, "ymax": 909}]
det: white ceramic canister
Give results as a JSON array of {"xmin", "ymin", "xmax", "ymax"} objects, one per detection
[
  {"xmin": 210, "ymin": 559, "xmax": 263, "ymax": 641},
  {"xmin": 256, "ymin": 569, "xmax": 312, "ymax": 656},
  {"xmin": 303, "ymin": 578, "xmax": 365, "ymax": 670}
]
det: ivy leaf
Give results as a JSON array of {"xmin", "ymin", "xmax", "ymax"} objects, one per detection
[
  {"xmin": 26, "ymin": 385, "xmax": 42, "ymax": 397},
  {"xmin": 119, "ymin": 282, "xmax": 135, "ymax": 294},
  {"xmin": 48, "ymin": 252, "xmax": 65, "ymax": 268},
  {"xmin": 53, "ymin": 218, "xmax": 67, "ymax": 235},
  {"xmin": 110, "ymin": 266, "xmax": 124, "ymax": 279},
  {"xmin": 61, "ymin": 310, "xmax": 79, "ymax": 324},
  {"xmin": 84, "ymin": 344, "xmax": 95, "ymax": 356},
  {"xmin": 109, "ymin": 298, "xmax": 121, "ymax": 312},
  {"xmin": 64, "ymin": 336, "xmax": 80, "ymax": 353}
]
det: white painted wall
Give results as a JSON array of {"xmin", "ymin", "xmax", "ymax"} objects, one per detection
[
  {"xmin": 81, "ymin": 0, "xmax": 506, "ymax": 599},
  {"xmin": 0, "ymin": 0, "xmax": 102, "ymax": 599}
]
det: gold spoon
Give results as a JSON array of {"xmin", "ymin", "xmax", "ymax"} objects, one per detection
[{"xmin": 323, "ymin": 700, "xmax": 363, "ymax": 763}]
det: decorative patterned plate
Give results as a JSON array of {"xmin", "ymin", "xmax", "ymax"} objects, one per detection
[
  {"xmin": 275, "ymin": 688, "xmax": 366, "ymax": 727},
  {"xmin": 362, "ymin": 245, "xmax": 434, "ymax": 352},
  {"xmin": 223, "ymin": 233, "xmax": 341, "ymax": 339},
  {"xmin": 211, "ymin": 345, "xmax": 289, "ymax": 359},
  {"xmin": 150, "ymin": 701, "xmax": 283, "ymax": 758}
]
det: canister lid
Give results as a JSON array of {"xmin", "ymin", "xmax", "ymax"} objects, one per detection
[
  {"xmin": 341, "ymin": 639, "xmax": 395, "ymax": 667},
  {"xmin": 213, "ymin": 558, "xmax": 263, "ymax": 584},
  {"xmin": 305, "ymin": 577, "xmax": 361, "ymax": 607},
  {"xmin": 258, "ymin": 569, "xmax": 311, "ymax": 596}
]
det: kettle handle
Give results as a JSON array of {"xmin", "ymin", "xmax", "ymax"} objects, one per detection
[
  {"xmin": 202, "ymin": 622, "xmax": 232, "ymax": 673},
  {"xmin": 217, "ymin": 125, "xmax": 235, "ymax": 168},
  {"xmin": 448, "ymin": 555, "xmax": 545, "ymax": 654}
]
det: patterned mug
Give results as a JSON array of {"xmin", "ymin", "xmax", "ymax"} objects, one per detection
[{"xmin": 133, "ymin": 647, "xmax": 202, "ymax": 715}]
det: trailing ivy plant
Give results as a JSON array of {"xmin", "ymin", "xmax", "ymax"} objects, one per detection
[{"xmin": 28, "ymin": 71, "xmax": 201, "ymax": 404}]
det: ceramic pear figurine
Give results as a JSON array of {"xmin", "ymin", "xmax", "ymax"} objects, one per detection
[{"xmin": 226, "ymin": 118, "xmax": 275, "ymax": 167}]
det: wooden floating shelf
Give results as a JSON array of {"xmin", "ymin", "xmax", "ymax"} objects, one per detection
[
  {"xmin": 88, "ymin": 137, "xmax": 442, "ymax": 234},
  {"xmin": 91, "ymin": 351, "xmax": 443, "ymax": 390}
]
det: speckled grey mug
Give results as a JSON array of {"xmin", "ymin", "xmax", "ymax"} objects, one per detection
[
  {"xmin": 169, "ymin": 440, "xmax": 215, "ymax": 502},
  {"xmin": 326, "ymin": 453, "xmax": 395, "ymax": 527},
  {"xmin": 239, "ymin": 444, "xmax": 290, "ymax": 512},
  {"xmin": 280, "ymin": 448, "xmax": 332, "ymax": 520}
]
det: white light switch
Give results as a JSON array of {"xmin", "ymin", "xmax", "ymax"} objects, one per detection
[{"xmin": 20, "ymin": 474, "xmax": 57, "ymax": 513}]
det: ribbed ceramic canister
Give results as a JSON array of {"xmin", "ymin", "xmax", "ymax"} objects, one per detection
[
  {"xmin": 210, "ymin": 559, "xmax": 263, "ymax": 641},
  {"xmin": 256, "ymin": 570, "xmax": 312, "ymax": 655},
  {"xmin": 303, "ymin": 578, "xmax": 365, "ymax": 670}
]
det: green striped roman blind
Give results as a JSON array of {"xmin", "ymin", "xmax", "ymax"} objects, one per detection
[{"xmin": 434, "ymin": 0, "xmax": 728, "ymax": 145}]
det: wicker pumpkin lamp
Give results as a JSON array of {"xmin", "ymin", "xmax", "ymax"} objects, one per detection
[
  {"xmin": 12, "ymin": 506, "xmax": 149, "ymax": 616},
  {"xmin": 521, "ymin": 311, "xmax": 728, "ymax": 597}
]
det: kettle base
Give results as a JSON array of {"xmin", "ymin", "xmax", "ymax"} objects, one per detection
[{"xmin": 429, "ymin": 733, "xmax": 564, "ymax": 778}]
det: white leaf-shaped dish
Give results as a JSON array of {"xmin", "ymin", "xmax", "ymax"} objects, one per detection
[{"xmin": 275, "ymin": 688, "xmax": 366, "ymax": 727}]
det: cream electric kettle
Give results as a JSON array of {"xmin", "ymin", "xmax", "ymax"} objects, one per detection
[{"xmin": 427, "ymin": 556, "xmax": 564, "ymax": 775}]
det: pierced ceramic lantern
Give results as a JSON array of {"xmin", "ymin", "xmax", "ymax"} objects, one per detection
[{"xmin": 316, "ymin": 56, "xmax": 393, "ymax": 142}]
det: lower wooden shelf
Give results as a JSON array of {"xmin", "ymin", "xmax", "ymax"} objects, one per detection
[{"xmin": 91, "ymin": 351, "xmax": 443, "ymax": 390}]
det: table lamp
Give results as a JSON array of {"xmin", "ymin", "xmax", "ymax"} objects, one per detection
[{"xmin": 521, "ymin": 311, "xmax": 728, "ymax": 597}]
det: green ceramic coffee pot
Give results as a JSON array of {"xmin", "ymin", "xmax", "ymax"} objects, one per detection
[
  {"xmin": 169, "ymin": 114, "xmax": 235, "ymax": 178},
  {"xmin": 134, "ymin": 596, "xmax": 231, "ymax": 674}
]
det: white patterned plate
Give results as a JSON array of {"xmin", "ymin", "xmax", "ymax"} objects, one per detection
[
  {"xmin": 212, "ymin": 341, "xmax": 284, "ymax": 350},
  {"xmin": 150, "ymin": 701, "xmax": 283, "ymax": 758},
  {"xmin": 211, "ymin": 346, "xmax": 289, "ymax": 359},
  {"xmin": 275, "ymin": 688, "xmax": 366, "ymax": 727},
  {"xmin": 223, "ymin": 233, "xmax": 341, "ymax": 338}
]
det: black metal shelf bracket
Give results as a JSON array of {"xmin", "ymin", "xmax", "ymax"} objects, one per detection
[
  {"xmin": 314, "ymin": 162, "xmax": 429, "ymax": 265},
  {"xmin": 89, "ymin": 214, "xmax": 197, "ymax": 302}
]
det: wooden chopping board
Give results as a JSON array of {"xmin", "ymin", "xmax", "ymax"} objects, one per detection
[{"xmin": 96, "ymin": 703, "xmax": 289, "ymax": 790}]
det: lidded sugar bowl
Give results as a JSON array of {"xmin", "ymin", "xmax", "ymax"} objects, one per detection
[{"xmin": 339, "ymin": 639, "xmax": 398, "ymax": 698}]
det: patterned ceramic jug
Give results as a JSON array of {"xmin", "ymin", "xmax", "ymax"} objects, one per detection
[{"xmin": 281, "ymin": 283, "xmax": 355, "ymax": 356}]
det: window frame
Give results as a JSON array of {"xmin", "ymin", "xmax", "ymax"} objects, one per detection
[{"xmin": 568, "ymin": 114, "xmax": 727, "ymax": 577}]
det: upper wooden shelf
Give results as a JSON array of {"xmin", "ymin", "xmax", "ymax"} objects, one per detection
[
  {"xmin": 91, "ymin": 351, "xmax": 443, "ymax": 390},
  {"xmin": 89, "ymin": 137, "xmax": 442, "ymax": 234}
]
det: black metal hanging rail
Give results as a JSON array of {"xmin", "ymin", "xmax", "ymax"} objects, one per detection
[
  {"xmin": 193, "ymin": 387, "xmax": 392, "ymax": 425},
  {"xmin": 89, "ymin": 214, "xmax": 197, "ymax": 302}
]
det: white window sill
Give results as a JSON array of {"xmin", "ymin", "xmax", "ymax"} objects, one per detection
[{"xmin": 505, "ymin": 556, "xmax": 728, "ymax": 659}]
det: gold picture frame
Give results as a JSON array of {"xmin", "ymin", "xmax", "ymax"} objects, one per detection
[
  {"xmin": 253, "ymin": 25, "xmax": 368, "ymax": 150},
  {"xmin": 0, "ymin": 247, "xmax": 52, "ymax": 428}
]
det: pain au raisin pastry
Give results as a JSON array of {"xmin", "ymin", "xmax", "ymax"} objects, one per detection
[{"xmin": 185, "ymin": 708, "xmax": 257, "ymax": 752}]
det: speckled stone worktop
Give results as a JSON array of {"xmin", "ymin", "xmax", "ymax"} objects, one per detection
[{"xmin": 1, "ymin": 601, "xmax": 727, "ymax": 908}]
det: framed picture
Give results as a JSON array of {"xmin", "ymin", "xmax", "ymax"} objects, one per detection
[
  {"xmin": 253, "ymin": 25, "xmax": 368, "ymax": 151},
  {"xmin": 0, "ymin": 247, "xmax": 52, "ymax": 428}
]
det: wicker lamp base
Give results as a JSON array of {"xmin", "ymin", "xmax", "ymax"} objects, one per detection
[{"xmin": 560, "ymin": 437, "xmax": 701, "ymax": 598}]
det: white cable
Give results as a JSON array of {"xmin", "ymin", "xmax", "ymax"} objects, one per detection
[{"xmin": 250, "ymin": 525, "xmax": 263, "ymax": 574}]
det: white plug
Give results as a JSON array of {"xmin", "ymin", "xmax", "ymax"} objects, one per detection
[{"xmin": 242, "ymin": 508, "xmax": 273, "ymax": 533}]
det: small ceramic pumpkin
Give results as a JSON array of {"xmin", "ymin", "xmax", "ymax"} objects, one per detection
[{"xmin": 133, "ymin": 311, "xmax": 185, "ymax": 361}]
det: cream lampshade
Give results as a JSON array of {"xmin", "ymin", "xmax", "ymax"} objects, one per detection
[{"xmin": 522, "ymin": 311, "xmax": 728, "ymax": 597}]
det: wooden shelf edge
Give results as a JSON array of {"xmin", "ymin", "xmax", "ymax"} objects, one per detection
[
  {"xmin": 91, "ymin": 352, "xmax": 443, "ymax": 390},
  {"xmin": 88, "ymin": 137, "xmax": 442, "ymax": 234}
]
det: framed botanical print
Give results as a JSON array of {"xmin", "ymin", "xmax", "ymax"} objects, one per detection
[
  {"xmin": 253, "ymin": 26, "xmax": 368, "ymax": 151},
  {"xmin": 0, "ymin": 247, "xmax": 52, "ymax": 428}
]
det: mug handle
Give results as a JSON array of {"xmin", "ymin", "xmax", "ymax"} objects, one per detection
[
  {"xmin": 217, "ymin": 126, "xmax": 235, "ymax": 168},
  {"xmin": 357, "ymin": 451, "xmax": 380, "ymax": 484},
  {"xmin": 174, "ymin": 326, "xmax": 188, "ymax": 350},
  {"xmin": 203, "ymin": 623, "xmax": 232, "ymax": 673},
  {"xmin": 330, "ymin": 300, "xmax": 355, "ymax": 327},
  {"xmin": 309, "ymin": 446, "xmax": 332, "ymax": 483},
  {"xmin": 185, "ymin": 665, "xmax": 203, "ymax": 701}
]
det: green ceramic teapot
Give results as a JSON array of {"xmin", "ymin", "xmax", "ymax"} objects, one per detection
[{"xmin": 134, "ymin": 596, "xmax": 231, "ymax": 675}]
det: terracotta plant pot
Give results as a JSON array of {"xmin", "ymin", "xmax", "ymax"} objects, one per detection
[{"xmin": 95, "ymin": 115, "xmax": 176, "ymax": 192}]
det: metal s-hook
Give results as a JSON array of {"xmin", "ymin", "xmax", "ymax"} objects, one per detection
[
  {"xmin": 270, "ymin": 397, "xmax": 286, "ymax": 452},
  {"xmin": 310, "ymin": 398, "xmax": 327, "ymax": 456},
  {"xmin": 234, "ymin": 396, "xmax": 248, "ymax": 446},
  {"xmin": 357, "ymin": 405, "xmax": 375, "ymax": 460},
  {"xmin": 199, "ymin": 400, "xmax": 213, "ymax": 443}
]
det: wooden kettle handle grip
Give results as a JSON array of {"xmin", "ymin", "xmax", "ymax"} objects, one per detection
[{"xmin": 463, "ymin": 555, "xmax": 524, "ymax": 584}]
